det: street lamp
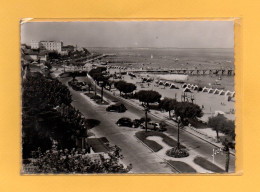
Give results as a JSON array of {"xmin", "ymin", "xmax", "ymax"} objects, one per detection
[{"xmin": 177, "ymin": 116, "xmax": 181, "ymax": 149}]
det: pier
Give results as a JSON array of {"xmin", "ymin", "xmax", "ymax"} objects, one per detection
[{"xmin": 126, "ymin": 68, "xmax": 235, "ymax": 75}]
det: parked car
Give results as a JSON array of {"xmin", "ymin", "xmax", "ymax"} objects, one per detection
[
  {"xmin": 140, "ymin": 122, "xmax": 167, "ymax": 132},
  {"xmin": 106, "ymin": 103, "xmax": 127, "ymax": 113},
  {"xmin": 132, "ymin": 119, "xmax": 142, "ymax": 128},
  {"xmin": 116, "ymin": 117, "xmax": 133, "ymax": 127}
]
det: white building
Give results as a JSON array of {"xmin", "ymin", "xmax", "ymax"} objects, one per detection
[
  {"xmin": 30, "ymin": 40, "xmax": 39, "ymax": 49},
  {"xmin": 30, "ymin": 40, "xmax": 63, "ymax": 53}
]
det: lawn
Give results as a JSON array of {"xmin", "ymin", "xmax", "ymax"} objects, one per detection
[
  {"xmin": 167, "ymin": 160, "xmax": 197, "ymax": 173},
  {"xmin": 135, "ymin": 131, "xmax": 184, "ymax": 152},
  {"xmin": 193, "ymin": 156, "xmax": 225, "ymax": 173}
]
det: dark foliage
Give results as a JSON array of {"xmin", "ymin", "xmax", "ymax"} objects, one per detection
[
  {"xmin": 24, "ymin": 145, "xmax": 131, "ymax": 173},
  {"xmin": 174, "ymin": 102, "xmax": 203, "ymax": 124},
  {"xmin": 159, "ymin": 97, "xmax": 177, "ymax": 118},
  {"xmin": 136, "ymin": 90, "xmax": 161, "ymax": 106},
  {"xmin": 208, "ymin": 114, "xmax": 235, "ymax": 140},
  {"xmin": 22, "ymin": 73, "xmax": 88, "ymax": 159}
]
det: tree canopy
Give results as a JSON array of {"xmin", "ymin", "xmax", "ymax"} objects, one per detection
[
  {"xmin": 159, "ymin": 97, "xmax": 177, "ymax": 118},
  {"xmin": 114, "ymin": 80, "xmax": 136, "ymax": 96},
  {"xmin": 22, "ymin": 73, "xmax": 91, "ymax": 159},
  {"xmin": 174, "ymin": 102, "xmax": 203, "ymax": 123},
  {"xmin": 208, "ymin": 114, "xmax": 235, "ymax": 140},
  {"xmin": 25, "ymin": 145, "xmax": 131, "ymax": 174},
  {"xmin": 136, "ymin": 90, "xmax": 161, "ymax": 106}
]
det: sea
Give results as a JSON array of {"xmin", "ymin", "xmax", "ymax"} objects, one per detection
[{"xmin": 87, "ymin": 47, "xmax": 235, "ymax": 91}]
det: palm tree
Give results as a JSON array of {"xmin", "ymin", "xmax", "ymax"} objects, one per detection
[{"xmin": 222, "ymin": 138, "xmax": 235, "ymax": 172}]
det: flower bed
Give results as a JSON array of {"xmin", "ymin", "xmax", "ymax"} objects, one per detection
[
  {"xmin": 135, "ymin": 131, "xmax": 162, "ymax": 152},
  {"xmin": 135, "ymin": 131, "xmax": 183, "ymax": 152},
  {"xmin": 166, "ymin": 146, "xmax": 189, "ymax": 158}
]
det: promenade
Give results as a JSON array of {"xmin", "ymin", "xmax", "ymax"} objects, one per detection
[{"xmin": 61, "ymin": 74, "xmax": 235, "ymax": 172}]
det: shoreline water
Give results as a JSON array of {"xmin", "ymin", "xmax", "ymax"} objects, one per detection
[{"xmin": 89, "ymin": 47, "xmax": 234, "ymax": 91}]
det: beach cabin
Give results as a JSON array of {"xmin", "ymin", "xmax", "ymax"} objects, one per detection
[
  {"xmin": 213, "ymin": 89, "xmax": 220, "ymax": 94},
  {"xmin": 183, "ymin": 87, "xmax": 191, "ymax": 92},
  {"xmin": 225, "ymin": 90, "xmax": 232, "ymax": 97},
  {"xmin": 193, "ymin": 85, "xmax": 198, "ymax": 90},
  {"xmin": 182, "ymin": 83, "xmax": 187, "ymax": 88},
  {"xmin": 170, "ymin": 83, "xmax": 178, "ymax": 89},
  {"xmin": 202, "ymin": 87, "xmax": 209, "ymax": 92},
  {"xmin": 219, "ymin": 90, "xmax": 225, "ymax": 95},
  {"xmin": 208, "ymin": 88, "xmax": 214, "ymax": 93},
  {"xmin": 164, "ymin": 82, "xmax": 170, "ymax": 86},
  {"xmin": 159, "ymin": 81, "xmax": 164, "ymax": 85}
]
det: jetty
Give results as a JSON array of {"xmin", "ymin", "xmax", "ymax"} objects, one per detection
[{"xmin": 126, "ymin": 68, "xmax": 235, "ymax": 75}]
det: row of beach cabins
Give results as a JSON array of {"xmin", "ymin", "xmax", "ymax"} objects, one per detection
[
  {"xmin": 142, "ymin": 77, "xmax": 235, "ymax": 98},
  {"xmin": 154, "ymin": 79, "xmax": 179, "ymax": 89},
  {"xmin": 112, "ymin": 67, "xmax": 236, "ymax": 98},
  {"xmin": 107, "ymin": 66, "xmax": 127, "ymax": 70},
  {"xmin": 182, "ymin": 83, "xmax": 235, "ymax": 97}
]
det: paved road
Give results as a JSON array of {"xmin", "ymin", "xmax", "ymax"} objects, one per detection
[
  {"xmin": 59, "ymin": 77, "xmax": 174, "ymax": 173},
  {"xmin": 60, "ymin": 76, "xmax": 235, "ymax": 172},
  {"xmin": 77, "ymin": 76, "xmax": 235, "ymax": 172}
]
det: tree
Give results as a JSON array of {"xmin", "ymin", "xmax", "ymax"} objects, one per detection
[
  {"xmin": 85, "ymin": 79, "xmax": 92, "ymax": 93},
  {"xmin": 25, "ymin": 145, "xmax": 132, "ymax": 173},
  {"xmin": 88, "ymin": 67, "xmax": 109, "ymax": 100},
  {"xmin": 114, "ymin": 80, "xmax": 126, "ymax": 96},
  {"xmin": 160, "ymin": 98, "xmax": 177, "ymax": 118},
  {"xmin": 208, "ymin": 114, "xmax": 235, "ymax": 141},
  {"xmin": 208, "ymin": 114, "xmax": 227, "ymax": 141},
  {"xmin": 222, "ymin": 138, "xmax": 235, "ymax": 172},
  {"xmin": 121, "ymin": 83, "xmax": 136, "ymax": 98},
  {"xmin": 136, "ymin": 90, "xmax": 161, "ymax": 107},
  {"xmin": 222, "ymin": 119, "xmax": 235, "ymax": 140},
  {"xmin": 114, "ymin": 81, "xmax": 136, "ymax": 98},
  {"xmin": 48, "ymin": 51, "xmax": 60, "ymax": 60},
  {"xmin": 174, "ymin": 102, "xmax": 203, "ymax": 125}
]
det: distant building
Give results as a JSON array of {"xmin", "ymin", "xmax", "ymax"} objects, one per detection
[
  {"xmin": 30, "ymin": 40, "xmax": 39, "ymax": 49},
  {"xmin": 30, "ymin": 40, "xmax": 63, "ymax": 53}
]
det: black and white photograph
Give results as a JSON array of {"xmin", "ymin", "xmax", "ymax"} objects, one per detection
[{"xmin": 21, "ymin": 20, "xmax": 235, "ymax": 174}]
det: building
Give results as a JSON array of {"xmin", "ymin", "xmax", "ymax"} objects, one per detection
[
  {"xmin": 30, "ymin": 40, "xmax": 39, "ymax": 49},
  {"xmin": 30, "ymin": 40, "xmax": 63, "ymax": 53}
]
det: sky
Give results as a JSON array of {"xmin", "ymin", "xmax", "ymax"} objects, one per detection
[{"xmin": 21, "ymin": 21, "xmax": 234, "ymax": 48}]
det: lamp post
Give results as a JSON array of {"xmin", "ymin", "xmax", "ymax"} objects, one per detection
[{"xmin": 177, "ymin": 116, "xmax": 181, "ymax": 149}]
